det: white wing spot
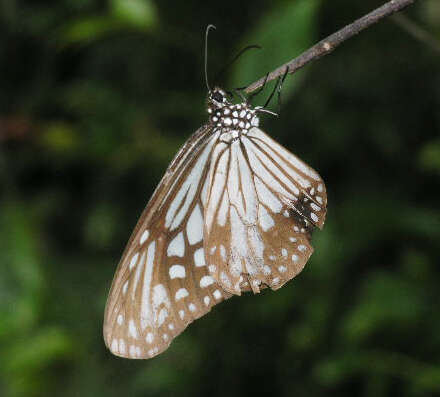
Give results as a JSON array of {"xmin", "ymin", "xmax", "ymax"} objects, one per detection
[
  {"xmin": 158, "ymin": 308, "xmax": 168, "ymax": 326},
  {"xmin": 204, "ymin": 296, "xmax": 210, "ymax": 306},
  {"xmin": 140, "ymin": 241, "xmax": 156, "ymax": 330},
  {"xmin": 122, "ymin": 281, "xmax": 128, "ymax": 295},
  {"xmin": 152, "ymin": 284, "xmax": 170, "ymax": 309},
  {"xmin": 187, "ymin": 205, "xmax": 203, "ymax": 245},
  {"xmin": 119, "ymin": 339, "xmax": 126, "ymax": 355},
  {"xmin": 194, "ymin": 248, "xmax": 206, "ymax": 267},
  {"xmin": 220, "ymin": 245, "xmax": 227, "ymax": 261},
  {"xmin": 163, "ymin": 333, "xmax": 169, "ymax": 341},
  {"xmin": 132, "ymin": 251, "xmax": 146, "ymax": 299},
  {"xmin": 165, "ymin": 140, "xmax": 216, "ymax": 230},
  {"xmin": 210, "ymin": 245, "xmax": 217, "ymax": 255},
  {"xmin": 310, "ymin": 203, "xmax": 320, "ymax": 211},
  {"xmin": 220, "ymin": 272, "xmax": 232, "ymax": 288},
  {"xmin": 188, "ymin": 303, "xmax": 196, "ymax": 312},
  {"xmin": 129, "ymin": 345, "xmax": 136, "ymax": 357},
  {"xmin": 213, "ymin": 290, "xmax": 222, "ymax": 300},
  {"xmin": 208, "ymin": 264, "xmax": 216, "ymax": 273},
  {"xmin": 179, "ymin": 310, "xmax": 185, "ymax": 320},
  {"xmin": 281, "ymin": 248, "xmax": 288, "ymax": 258},
  {"xmin": 278, "ymin": 265, "xmax": 287, "ymax": 273},
  {"xmin": 169, "ymin": 264, "xmax": 186, "ymax": 279},
  {"xmin": 140, "ymin": 230, "xmax": 149, "ymax": 245},
  {"xmin": 167, "ymin": 232, "xmax": 185, "ymax": 257},
  {"xmin": 263, "ymin": 265, "xmax": 271, "ymax": 275},
  {"xmin": 258, "ymin": 204, "xmax": 275, "ymax": 231},
  {"xmin": 316, "ymin": 196, "xmax": 323, "ymax": 204},
  {"xmin": 273, "ymin": 277, "xmax": 280, "ymax": 284},
  {"xmin": 168, "ymin": 323, "xmax": 174, "ymax": 330},
  {"xmin": 129, "ymin": 253, "xmax": 139, "ymax": 270},
  {"xmin": 289, "ymin": 237, "xmax": 297, "ymax": 242},
  {"xmin": 317, "ymin": 184, "xmax": 324, "ymax": 192},
  {"xmin": 310, "ymin": 213, "xmax": 318, "ymax": 222},
  {"xmin": 200, "ymin": 275, "xmax": 215, "ymax": 288},
  {"xmin": 294, "ymin": 226, "xmax": 299, "ymax": 232},
  {"xmin": 111, "ymin": 339, "xmax": 118, "ymax": 352},
  {"xmin": 146, "ymin": 332, "xmax": 154, "ymax": 343},
  {"xmin": 175, "ymin": 288, "xmax": 189, "ymax": 301},
  {"xmin": 283, "ymin": 210, "xmax": 289, "ymax": 217},
  {"xmin": 298, "ymin": 244, "xmax": 307, "ymax": 252},
  {"xmin": 117, "ymin": 314, "xmax": 124, "ymax": 325},
  {"xmin": 292, "ymin": 254, "xmax": 299, "ymax": 262},
  {"xmin": 128, "ymin": 319, "xmax": 138, "ymax": 339}
]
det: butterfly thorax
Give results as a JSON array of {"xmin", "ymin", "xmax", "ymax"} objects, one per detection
[{"xmin": 207, "ymin": 87, "xmax": 259, "ymax": 143}]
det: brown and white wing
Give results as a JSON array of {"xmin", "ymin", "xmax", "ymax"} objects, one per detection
[
  {"xmin": 103, "ymin": 126, "xmax": 231, "ymax": 359},
  {"xmin": 204, "ymin": 126, "xmax": 327, "ymax": 294}
]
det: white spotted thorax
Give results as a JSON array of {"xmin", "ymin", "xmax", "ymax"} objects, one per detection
[
  {"xmin": 103, "ymin": 84, "xmax": 327, "ymax": 360},
  {"xmin": 207, "ymin": 87, "xmax": 259, "ymax": 142}
]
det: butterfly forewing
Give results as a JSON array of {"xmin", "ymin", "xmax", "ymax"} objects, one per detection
[
  {"xmin": 103, "ymin": 126, "xmax": 231, "ymax": 359},
  {"xmin": 204, "ymin": 127, "xmax": 327, "ymax": 294}
]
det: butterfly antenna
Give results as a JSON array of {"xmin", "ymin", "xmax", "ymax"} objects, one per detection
[
  {"xmin": 205, "ymin": 24, "xmax": 216, "ymax": 92},
  {"xmin": 214, "ymin": 44, "xmax": 262, "ymax": 87}
]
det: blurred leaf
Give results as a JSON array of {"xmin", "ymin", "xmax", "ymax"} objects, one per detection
[
  {"xmin": 84, "ymin": 203, "xmax": 118, "ymax": 249},
  {"xmin": 3, "ymin": 327, "xmax": 73, "ymax": 397},
  {"xmin": 132, "ymin": 361, "xmax": 190, "ymax": 394},
  {"xmin": 341, "ymin": 272, "xmax": 425, "ymax": 344},
  {"xmin": 232, "ymin": 0, "xmax": 321, "ymax": 100},
  {"xmin": 58, "ymin": 0, "xmax": 156, "ymax": 46},
  {"xmin": 4, "ymin": 327, "xmax": 73, "ymax": 374},
  {"xmin": 39, "ymin": 122, "xmax": 79, "ymax": 153},
  {"xmin": 0, "ymin": 202, "xmax": 44, "ymax": 337},
  {"xmin": 110, "ymin": 0, "xmax": 157, "ymax": 29},
  {"xmin": 58, "ymin": 16, "xmax": 123, "ymax": 46},
  {"xmin": 314, "ymin": 350, "xmax": 440, "ymax": 392},
  {"xmin": 418, "ymin": 139, "xmax": 440, "ymax": 173}
]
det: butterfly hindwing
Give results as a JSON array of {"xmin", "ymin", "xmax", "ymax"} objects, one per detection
[{"xmin": 204, "ymin": 127, "xmax": 327, "ymax": 294}]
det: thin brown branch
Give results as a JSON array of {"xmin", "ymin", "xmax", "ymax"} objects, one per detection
[{"xmin": 245, "ymin": 0, "xmax": 417, "ymax": 94}]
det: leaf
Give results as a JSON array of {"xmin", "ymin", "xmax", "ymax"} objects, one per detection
[
  {"xmin": 418, "ymin": 139, "xmax": 440, "ymax": 174},
  {"xmin": 110, "ymin": 0, "xmax": 157, "ymax": 29},
  {"xmin": 340, "ymin": 272, "xmax": 425, "ymax": 344},
  {"xmin": 231, "ymin": 0, "xmax": 321, "ymax": 101},
  {"xmin": 57, "ymin": 0, "xmax": 157, "ymax": 46},
  {"xmin": 0, "ymin": 202, "xmax": 44, "ymax": 338}
]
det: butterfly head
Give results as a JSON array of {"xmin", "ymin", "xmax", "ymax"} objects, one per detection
[{"xmin": 207, "ymin": 87, "xmax": 230, "ymax": 113}]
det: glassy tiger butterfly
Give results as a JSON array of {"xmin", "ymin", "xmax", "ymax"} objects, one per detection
[{"xmin": 103, "ymin": 27, "xmax": 327, "ymax": 359}]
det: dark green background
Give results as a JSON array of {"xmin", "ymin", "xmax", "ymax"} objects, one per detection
[{"xmin": 1, "ymin": 0, "xmax": 440, "ymax": 396}]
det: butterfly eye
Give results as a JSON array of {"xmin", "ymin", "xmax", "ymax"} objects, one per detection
[{"xmin": 211, "ymin": 91, "xmax": 224, "ymax": 103}]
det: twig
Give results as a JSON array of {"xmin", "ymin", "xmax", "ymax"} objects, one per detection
[{"xmin": 245, "ymin": 0, "xmax": 417, "ymax": 94}]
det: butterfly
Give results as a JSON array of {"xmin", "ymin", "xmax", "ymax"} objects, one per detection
[{"xmin": 103, "ymin": 82, "xmax": 327, "ymax": 358}]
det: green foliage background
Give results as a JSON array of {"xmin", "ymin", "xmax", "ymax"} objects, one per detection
[{"xmin": 1, "ymin": 0, "xmax": 440, "ymax": 396}]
